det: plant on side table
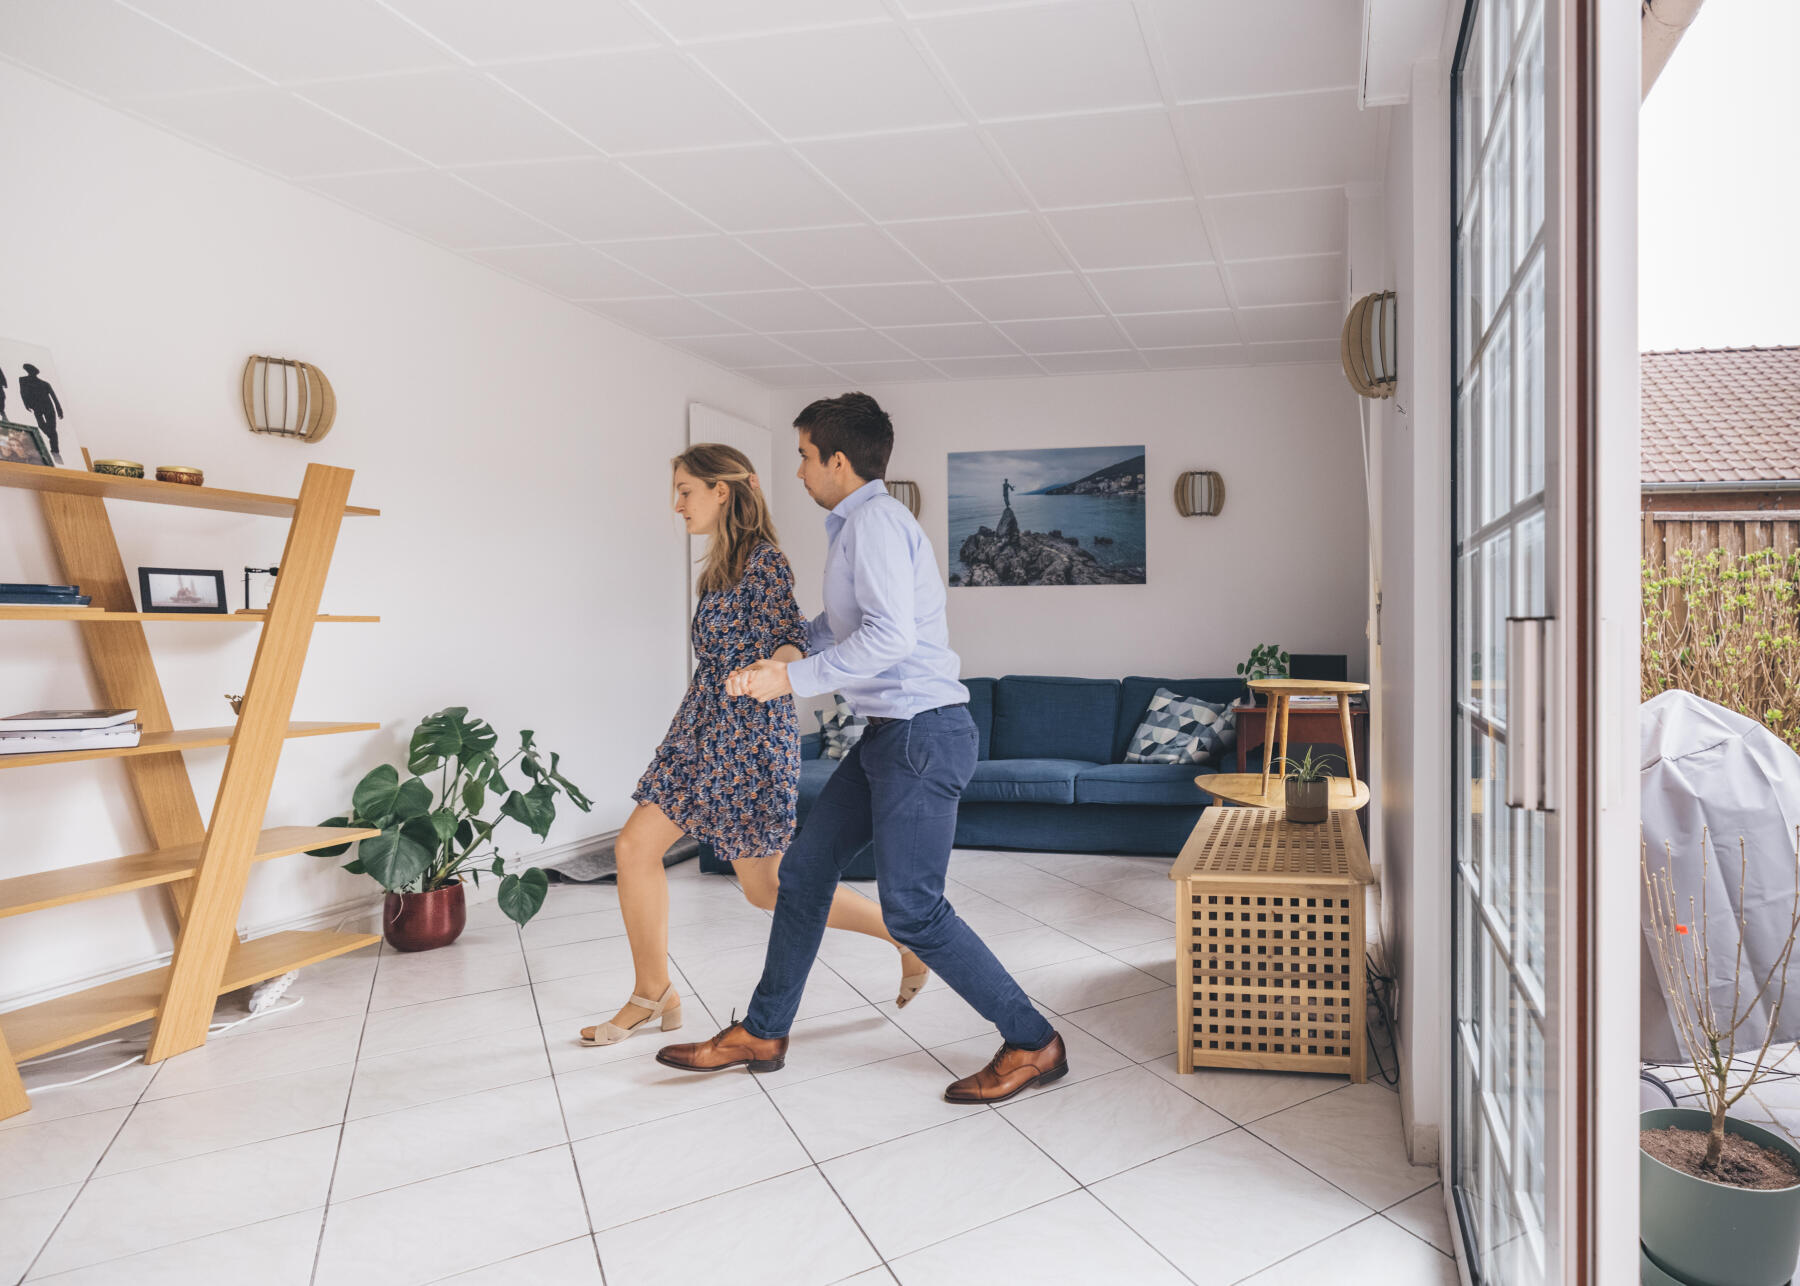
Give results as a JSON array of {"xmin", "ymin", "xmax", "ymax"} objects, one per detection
[
  {"xmin": 1640, "ymin": 829, "xmax": 1800, "ymax": 1286},
  {"xmin": 309, "ymin": 707, "xmax": 592, "ymax": 951},
  {"xmin": 1237, "ymin": 642, "xmax": 1289, "ymax": 704},
  {"xmin": 1280, "ymin": 748, "xmax": 1338, "ymax": 824}
]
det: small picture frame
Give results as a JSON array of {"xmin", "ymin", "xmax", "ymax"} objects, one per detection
[{"xmin": 137, "ymin": 567, "xmax": 228, "ymax": 614}]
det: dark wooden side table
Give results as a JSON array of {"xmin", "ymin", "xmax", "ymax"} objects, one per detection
[{"xmin": 1233, "ymin": 702, "xmax": 1369, "ymax": 775}]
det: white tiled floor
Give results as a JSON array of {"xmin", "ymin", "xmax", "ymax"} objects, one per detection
[{"xmin": 3, "ymin": 849, "xmax": 1456, "ymax": 1286}]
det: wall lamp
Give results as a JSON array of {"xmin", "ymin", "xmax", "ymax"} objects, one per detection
[{"xmin": 1174, "ymin": 470, "xmax": 1225, "ymax": 518}]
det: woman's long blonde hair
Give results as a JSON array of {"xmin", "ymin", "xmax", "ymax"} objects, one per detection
[{"xmin": 676, "ymin": 442, "xmax": 781, "ymax": 595}]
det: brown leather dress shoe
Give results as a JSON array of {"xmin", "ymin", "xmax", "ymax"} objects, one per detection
[
  {"xmin": 655, "ymin": 1022, "xmax": 788, "ymax": 1074},
  {"xmin": 944, "ymin": 1032, "xmax": 1068, "ymax": 1103}
]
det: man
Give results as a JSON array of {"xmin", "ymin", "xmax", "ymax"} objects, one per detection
[
  {"xmin": 18, "ymin": 364, "xmax": 63, "ymax": 460},
  {"xmin": 657, "ymin": 392, "xmax": 1067, "ymax": 1103}
]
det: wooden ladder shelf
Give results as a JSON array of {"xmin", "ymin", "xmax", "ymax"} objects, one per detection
[{"xmin": 0, "ymin": 461, "xmax": 381, "ymax": 1120}]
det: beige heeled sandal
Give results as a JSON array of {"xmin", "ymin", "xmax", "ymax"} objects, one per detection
[
  {"xmin": 897, "ymin": 954, "xmax": 930, "ymax": 1008},
  {"xmin": 579, "ymin": 984, "xmax": 683, "ymax": 1047}
]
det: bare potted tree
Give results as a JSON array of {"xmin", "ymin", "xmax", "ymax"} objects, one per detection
[{"xmin": 1640, "ymin": 830, "xmax": 1800, "ymax": 1286}]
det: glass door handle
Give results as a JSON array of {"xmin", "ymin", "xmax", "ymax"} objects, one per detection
[{"xmin": 1506, "ymin": 616, "xmax": 1558, "ymax": 811}]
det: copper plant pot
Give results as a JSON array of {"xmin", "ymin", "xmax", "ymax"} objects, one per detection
[{"xmin": 382, "ymin": 883, "xmax": 466, "ymax": 952}]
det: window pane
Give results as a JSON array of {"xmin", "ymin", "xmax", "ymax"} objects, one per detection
[
  {"xmin": 1521, "ymin": 21, "xmax": 1545, "ymax": 248},
  {"xmin": 1520, "ymin": 252, "xmax": 1547, "ymax": 498},
  {"xmin": 1484, "ymin": 316, "xmax": 1514, "ymax": 524}
]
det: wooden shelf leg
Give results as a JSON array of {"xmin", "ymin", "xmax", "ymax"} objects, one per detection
[
  {"xmin": 147, "ymin": 464, "xmax": 355, "ymax": 1063},
  {"xmin": 0, "ymin": 1026, "xmax": 30, "ymax": 1120}
]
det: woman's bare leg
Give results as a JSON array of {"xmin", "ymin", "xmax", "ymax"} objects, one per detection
[
  {"xmin": 591, "ymin": 802, "xmax": 686, "ymax": 1034},
  {"xmin": 734, "ymin": 854, "xmax": 926, "ymax": 979}
]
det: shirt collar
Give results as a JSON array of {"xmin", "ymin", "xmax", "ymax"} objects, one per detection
[{"xmin": 825, "ymin": 478, "xmax": 888, "ymax": 530}]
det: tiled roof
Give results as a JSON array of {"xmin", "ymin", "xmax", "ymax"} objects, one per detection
[{"xmin": 1642, "ymin": 346, "xmax": 1800, "ymax": 484}]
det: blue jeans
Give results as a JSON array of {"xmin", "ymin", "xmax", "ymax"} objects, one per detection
[{"xmin": 744, "ymin": 705, "xmax": 1055, "ymax": 1049}]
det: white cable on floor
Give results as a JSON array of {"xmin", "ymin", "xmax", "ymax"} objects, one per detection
[{"xmin": 18, "ymin": 996, "xmax": 306, "ymax": 1093}]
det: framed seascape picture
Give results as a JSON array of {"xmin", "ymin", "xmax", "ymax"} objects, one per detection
[
  {"xmin": 948, "ymin": 446, "xmax": 1147, "ymax": 587},
  {"xmin": 0, "ymin": 338, "xmax": 82, "ymax": 470},
  {"xmin": 138, "ymin": 567, "xmax": 228, "ymax": 614}
]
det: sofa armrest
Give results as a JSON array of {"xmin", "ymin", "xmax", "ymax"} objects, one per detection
[{"xmin": 801, "ymin": 732, "xmax": 823, "ymax": 761}]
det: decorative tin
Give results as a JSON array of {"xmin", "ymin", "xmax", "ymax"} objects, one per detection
[
  {"xmin": 155, "ymin": 466, "xmax": 205, "ymax": 486},
  {"xmin": 92, "ymin": 459, "xmax": 145, "ymax": 478}
]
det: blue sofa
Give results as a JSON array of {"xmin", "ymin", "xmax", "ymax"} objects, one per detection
[{"xmin": 699, "ymin": 674, "xmax": 1248, "ymax": 877}]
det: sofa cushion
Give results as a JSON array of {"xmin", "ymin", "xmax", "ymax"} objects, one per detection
[
  {"xmin": 992, "ymin": 676, "xmax": 1118, "ymax": 764},
  {"xmin": 1123, "ymin": 689, "xmax": 1237, "ymax": 766},
  {"xmin": 1075, "ymin": 762, "xmax": 1217, "ymax": 807},
  {"xmin": 797, "ymin": 756, "xmax": 838, "ymax": 813},
  {"xmin": 816, "ymin": 693, "xmax": 867, "ymax": 759},
  {"xmin": 1114, "ymin": 676, "xmax": 1247, "ymax": 762},
  {"xmin": 964, "ymin": 758, "xmax": 1089, "ymax": 804},
  {"xmin": 964, "ymin": 677, "xmax": 995, "ymax": 760}
]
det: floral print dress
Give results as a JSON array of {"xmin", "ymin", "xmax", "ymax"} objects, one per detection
[{"xmin": 633, "ymin": 541, "xmax": 809, "ymax": 862}]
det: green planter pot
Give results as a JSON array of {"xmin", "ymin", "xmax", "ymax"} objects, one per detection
[{"xmin": 1640, "ymin": 1107, "xmax": 1800, "ymax": 1286}]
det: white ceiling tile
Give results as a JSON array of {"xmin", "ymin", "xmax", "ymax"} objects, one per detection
[
  {"xmin": 1117, "ymin": 310, "xmax": 1239, "ymax": 347},
  {"xmin": 1144, "ymin": 345, "xmax": 1244, "ymax": 368},
  {"xmin": 306, "ymin": 169, "xmax": 563, "ymax": 248},
  {"xmin": 996, "ymin": 316, "xmax": 1129, "ymax": 354},
  {"xmin": 887, "ymin": 214, "xmax": 1066, "ymax": 278},
  {"xmin": 948, "ymin": 273, "xmax": 1097, "ymax": 321},
  {"xmin": 1249, "ymin": 339, "xmax": 1341, "ymax": 364},
  {"xmin": 920, "ymin": 1, "xmax": 1160, "ymax": 119},
  {"xmin": 830, "ymin": 360, "xmax": 944, "ymax": 384},
  {"xmin": 739, "ymin": 226, "xmax": 930, "ymax": 287},
  {"xmin": 775, "ymin": 329, "xmax": 912, "ymax": 363},
  {"xmin": 1151, "ymin": 0, "xmax": 1361, "ymax": 103},
  {"xmin": 632, "ymin": 0, "xmax": 890, "ymax": 41},
  {"xmin": 740, "ymin": 365, "xmax": 843, "ymax": 386},
  {"xmin": 6, "ymin": 0, "xmax": 260, "ymax": 100},
  {"xmin": 1046, "ymin": 201, "xmax": 1212, "ymax": 270},
  {"xmin": 598, "ymin": 234, "xmax": 796, "ymax": 292},
  {"xmin": 580, "ymin": 295, "xmax": 742, "ymax": 335},
  {"xmin": 691, "ymin": 25, "xmax": 961, "ymax": 138},
  {"xmin": 882, "ymin": 323, "xmax": 1018, "ymax": 359},
  {"xmin": 453, "ymin": 157, "xmax": 710, "ymax": 239},
  {"xmin": 1238, "ymin": 302, "xmax": 1343, "ymax": 343},
  {"xmin": 820, "ymin": 283, "xmax": 978, "ymax": 327},
  {"xmin": 626, "ymin": 146, "xmax": 858, "ymax": 231},
  {"xmin": 130, "ymin": 88, "xmax": 416, "ymax": 177},
  {"xmin": 300, "ymin": 69, "xmax": 587, "ymax": 166},
  {"xmin": 1180, "ymin": 91, "xmax": 1386, "ymax": 193},
  {"xmin": 1086, "ymin": 264, "xmax": 1227, "ymax": 314},
  {"xmin": 988, "ymin": 110, "xmax": 1190, "ymax": 209},
  {"xmin": 494, "ymin": 50, "xmax": 767, "ymax": 153},
  {"xmin": 677, "ymin": 333, "xmax": 810, "ymax": 366},
  {"xmin": 801, "ymin": 129, "xmax": 1023, "ymax": 222},
  {"xmin": 1034, "ymin": 351, "xmax": 1147, "ymax": 373},
  {"xmin": 1207, "ymin": 187, "xmax": 1346, "ymax": 261},
  {"xmin": 932, "ymin": 354, "xmax": 1044, "ymax": 378},
  {"xmin": 382, "ymin": 0, "xmax": 659, "ymax": 63},
  {"xmin": 1226, "ymin": 253, "xmax": 1344, "ymax": 307},
  {"xmin": 696, "ymin": 290, "xmax": 860, "ymax": 331},
  {"xmin": 468, "ymin": 243, "xmax": 663, "ymax": 297},
  {"xmin": 129, "ymin": 0, "xmax": 453, "ymax": 81}
]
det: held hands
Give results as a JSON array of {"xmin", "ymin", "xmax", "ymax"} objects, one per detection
[{"xmin": 726, "ymin": 657, "xmax": 793, "ymax": 702}]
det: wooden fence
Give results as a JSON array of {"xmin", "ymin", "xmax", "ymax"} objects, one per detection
[{"xmin": 1643, "ymin": 510, "xmax": 1800, "ymax": 567}]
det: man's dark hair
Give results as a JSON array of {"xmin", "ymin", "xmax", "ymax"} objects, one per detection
[{"xmin": 794, "ymin": 392, "xmax": 893, "ymax": 481}]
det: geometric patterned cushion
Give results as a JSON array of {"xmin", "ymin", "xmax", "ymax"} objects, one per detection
[
  {"xmin": 816, "ymin": 692, "xmax": 867, "ymax": 760},
  {"xmin": 1123, "ymin": 687, "xmax": 1237, "ymax": 765}
]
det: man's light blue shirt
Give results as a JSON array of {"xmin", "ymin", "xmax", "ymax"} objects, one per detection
[{"xmin": 786, "ymin": 479, "xmax": 969, "ymax": 720}]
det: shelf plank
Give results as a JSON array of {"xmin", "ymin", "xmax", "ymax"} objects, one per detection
[
  {"xmin": 0, "ymin": 825, "xmax": 381, "ymax": 920},
  {"xmin": 0, "ymin": 929, "xmax": 379, "ymax": 1061},
  {"xmin": 0, "ymin": 721, "xmax": 378, "ymax": 770},
  {"xmin": 0, "ymin": 608, "xmax": 378, "ymax": 622},
  {"xmin": 0, "ymin": 461, "xmax": 378, "ymax": 518}
]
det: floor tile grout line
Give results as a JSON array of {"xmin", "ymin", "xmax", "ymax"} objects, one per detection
[
  {"xmin": 414, "ymin": 1235, "xmax": 597, "ymax": 1286},
  {"xmin": 309, "ymin": 932, "xmax": 392, "ymax": 1286}
]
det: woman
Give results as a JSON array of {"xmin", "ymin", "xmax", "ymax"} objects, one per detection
[{"xmin": 579, "ymin": 443, "xmax": 927, "ymax": 1046}]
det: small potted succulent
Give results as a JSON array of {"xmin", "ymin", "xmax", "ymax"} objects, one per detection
[
  {"xmin": 1280, "ymin": 748, "xmax": 1338, "ymax": 823},
  {"xmin": 1237, "ymin": 642, "xmax": 1289, "ymax": 705},
  {"xmin": 310, "ymin": 707, "xmax": 591, "ymax": 951},
  {"xmin": 1639, "ymin": 831, "xmax": 1800, "ymax": 1286}
]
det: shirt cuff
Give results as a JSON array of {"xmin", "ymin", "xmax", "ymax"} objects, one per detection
[{"xmin": 786, "ymin": 655, "xmax": 826, "ymax": 699}]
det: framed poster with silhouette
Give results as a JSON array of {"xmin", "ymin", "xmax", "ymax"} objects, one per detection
[{"xmin": 0, "ymin": 338, "xmax": 81, "ymax": 470}]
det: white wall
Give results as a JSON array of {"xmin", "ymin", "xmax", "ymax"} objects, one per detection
[
  {"xmin": 0, "ymin": 63, "xmax": 767, "ymax": 1009},
  {"xmin": 765, "ymin": 367, "xmax": 1370, "ymax": 690}
]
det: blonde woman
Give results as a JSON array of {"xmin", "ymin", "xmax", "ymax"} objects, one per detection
[{"xmin": 579, "ymin": 443, "xmax": 927, "ymax": 1046}]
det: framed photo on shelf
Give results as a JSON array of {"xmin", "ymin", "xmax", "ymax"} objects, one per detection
[
  {"xmin": 137, "ymin": 567, "xmax": 228, "ymax": 614},
  {"xmin": 0, "ymin": 421, "xmax": 52, "ymax": 466}
]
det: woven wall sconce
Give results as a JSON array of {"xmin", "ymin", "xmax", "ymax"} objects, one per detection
[
  {"xmin": 887, "ymin": 480, "xmax": 922, "ymax": 517},
  {"xmin": 1174, "ymin": 470, "xmax": 1225, "ymax": 517},
  {"xmin": 242, "ymin": 355, "xmax": 337, "ymax": 441},
  {"xmin": 1341, "ymin": 291, "xmax": 1398, "ymax": 399}
]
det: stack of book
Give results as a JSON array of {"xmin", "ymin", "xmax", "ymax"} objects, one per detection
[
  {"xmin": 1, "ymin": 582, "xmax": 92, "ymax": 608},
  {"xmin": 0, "ymin": 709, "xmax": 141, "ymax": 755}
]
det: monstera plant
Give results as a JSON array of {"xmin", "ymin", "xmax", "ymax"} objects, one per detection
[{"xmin": 311, "ymin": 708, "xmax": 591, "ymax": 943}]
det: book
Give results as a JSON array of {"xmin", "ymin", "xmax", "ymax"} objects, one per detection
[
  {"xmin": 0, "ymin": 726, "xmax": 142, "ymax": 754},
  {"xmin": 0, "ymin": 595, "xmax": 93, "ymax": 607},
  {"xmin": 0, "ymin": 708, "xmax": 139, "ymax": 732},
  {"xmin": 0, "ymin": 584, "xmax": 79, "ymax": 594}
]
